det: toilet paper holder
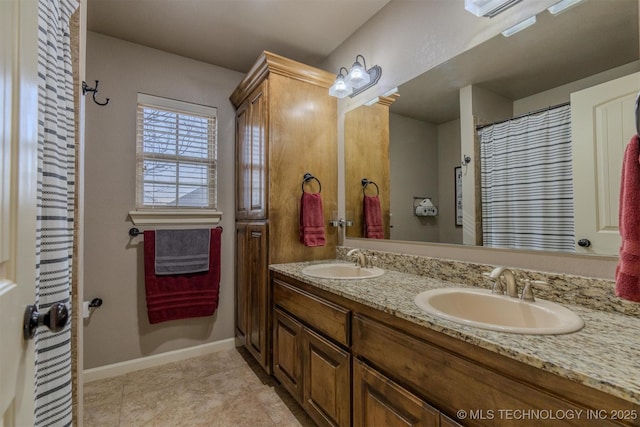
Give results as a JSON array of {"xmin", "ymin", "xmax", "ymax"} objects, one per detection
[{"xmin": 413, "ymin": 197, "xmax": 438, "ymax": 217}]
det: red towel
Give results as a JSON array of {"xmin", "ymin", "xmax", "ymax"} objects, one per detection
[
  {"xmin": 363, "ymin": 195, "xmax": 384, "ymax": 239},
  {"xmin": 299, "ymin": 192, "xmax": 326, "ymax": 247},
  {"xmin": 615, "ymin": 135, "xmax": 640, "ymax": 302},
  {"xmin": 143, "ymin": 228, "xmax": 222, "ymax": 324}
]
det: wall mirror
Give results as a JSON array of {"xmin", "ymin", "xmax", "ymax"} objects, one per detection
[{"xmin": 344, "ymin": 0, "xmax": 639, "ymax": 256}]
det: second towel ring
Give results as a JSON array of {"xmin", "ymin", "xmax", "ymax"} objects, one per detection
[
  {"xmin": 302, "ymin": 173, "xmax": 322, "ymax": 193},
  {"xmin": 362, "ymin": 178, "xmax": 379, "ymax": 196}
]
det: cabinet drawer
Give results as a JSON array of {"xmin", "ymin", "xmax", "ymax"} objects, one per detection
[
  {"xmin": 273, "ymin": 279, "xmax": 350, "ymax": 346},
  {"xmin": 352, "ymin": 314, "xmax": 623, "ymax": 427}
]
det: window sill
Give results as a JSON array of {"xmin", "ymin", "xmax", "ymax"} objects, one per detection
[{"xmin": 128, "ymin": 210, "xmax": 222, "ymax": 227}]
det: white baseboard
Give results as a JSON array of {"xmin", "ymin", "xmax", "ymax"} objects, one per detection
[{"xmin": 83, "ymin": 338, "xmax": 237, "ymax": 383}]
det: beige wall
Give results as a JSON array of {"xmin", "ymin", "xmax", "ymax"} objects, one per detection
[
  {"xmin": 437, "ymin": 119, "xmax": 462, "ymax": 244},
  {"xmin": 83, "ymin": 32, "xmax": 243, "ymax": 369},
  {"xmin": 514, "ymin": 61, "xmax": 640, "ymax": 115},
  {"xmin": 389, "ymin": 112, "xmax": 438, "ymax": 242},
  {"xmin": 326, "ymin": 0, "xmax": 620, "ymax": 279}
]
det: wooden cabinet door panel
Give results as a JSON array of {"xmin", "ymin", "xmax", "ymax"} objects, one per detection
[
  {"xmin": 273, "ymin": 308, "xmax": 303, "ymax": 401},
  {"xmin": 244, "ymin": 222, "xmax": 269, "ymax": 372},
  {"xmin": 353, "ymin": 359, "xmax": 439, "ymax": 427},
  {"xmin": 236, "ymin": 83, "xmax": 268, "ymax": 220},
  {"xmin": 302, "ymin": 328, "xmax": 351, "ymax": 427},
  {"xmin": 234, "ymin": 224, "xmax": 248, "ymax": 344},
  {"xmin": 440, "ymin": 414, "xmax": 464, "ymax": 427}
]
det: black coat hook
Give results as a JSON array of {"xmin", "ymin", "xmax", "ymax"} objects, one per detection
[{"xmin": 82, "ymin": 80, "xmax": 110, "ymax": 106}]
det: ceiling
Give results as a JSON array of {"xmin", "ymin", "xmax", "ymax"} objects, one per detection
[
  {"xmin": 86, "ymin": 0, "xmax": 391, "ymax": 73},
  {"xmin": 390, "ymin": 0, "xmax": 640, "ymax": 124}
]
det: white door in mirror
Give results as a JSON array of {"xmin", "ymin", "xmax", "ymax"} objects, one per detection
[{"xmin": 571, "ymin": 71, "xmax": 640, "ymax": 255}]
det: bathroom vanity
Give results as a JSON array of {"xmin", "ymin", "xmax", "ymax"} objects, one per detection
[{"xmin": 270, "ymin": 259, "xmax": 640, "ymax": 427}]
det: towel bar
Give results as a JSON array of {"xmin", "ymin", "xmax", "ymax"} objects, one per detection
[{"xmin": 129, "ymin": 226, "xmax": 223, "ymax": 237}]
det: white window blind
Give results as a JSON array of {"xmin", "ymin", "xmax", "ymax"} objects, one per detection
[{"xmin": 136, "ymin": 94, "xmax": 217, "ymax": 209}]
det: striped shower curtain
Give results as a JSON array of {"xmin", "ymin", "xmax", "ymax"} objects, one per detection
[
  {"xmin": 479, "ymin": 104, "xmax": 575, "ymax": 252},
  {"xmin": 35, "ymin": 0, "xmax": 78, "ymax": 425}
]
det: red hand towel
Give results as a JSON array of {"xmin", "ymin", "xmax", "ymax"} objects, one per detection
[
  {"xmin": 143, "ymin": 228, "xmax": 222, "ymax": 324},
  {"xmin": 615, "ymin": 135, "xmax": 640, "ymax": 302},
  {"xmin": 299, "ymin": 192, "xmax": 326, "ymax": 247},
  {"xmin": 363, "ymin": 195, "xmax": 384, "ymax": 239}
]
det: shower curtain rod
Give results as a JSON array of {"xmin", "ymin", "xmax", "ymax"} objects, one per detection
[{"xmin": 475, "ymin": 101, "xmax": 570, "ymax": 131}]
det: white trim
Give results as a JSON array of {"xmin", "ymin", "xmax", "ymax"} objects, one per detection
[
  {"xmin": 83, "ymin": 338, "xmax": 237, "ymax": 383},
  {"xmin": 129, "ymin": 209, "xmax": 222, "ymax": 226},
  {"xmin": 137, "ymin": 93, "xmax": 217, "ymax": 117}
]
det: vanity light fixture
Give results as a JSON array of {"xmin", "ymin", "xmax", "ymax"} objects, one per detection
[
  {"xmin": 329, "ymin": 55, "xmax": 382, "ymax": 99},
  {"xmin": 547, "ymin": 0, "xmax": 585, "ymax": 15},
  {"xmin": 464, "ymin": 0, "xmax": 523, "ymax": 18},
  {"xmin": 501, "ymin": 15, "xmax": 536, "ymax": 37},
  {"xmin": 328, "ymin": 67, "xmax": 353, "ymax": 99}
]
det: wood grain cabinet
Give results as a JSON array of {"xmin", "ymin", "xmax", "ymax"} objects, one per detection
[
  {"xmin": 231, "ymin": 51, "xmax": 338, "ymax": 373},
  {"xmin": 352, "ymin": 314, "xmax": 638, "ymax": 427},
  {"xmin": 302, "ymin": 327, "xmax": 350, "ymax": 427},
  {"xmin": 272, "ymin": 278, "xmax": 351, "ymax": 427},
  {"xmin": 235, "ymin": 82, "xmax": 267, "ymax": 221},
  {"xmin": 235, "ymin": 222, "xmax": 268, "ymax": 368},
  {"xmin": 271, "ymin": 272, "xmax": 639, "ymax": 427},
  {"xmin": 353, "ymin": 358, "xmax": 439, "ymax": 427}
]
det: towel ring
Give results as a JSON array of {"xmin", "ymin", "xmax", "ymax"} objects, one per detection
[
  {"xmin": 302, "ymin": 173, "xmax": 322, "ymax": 193},
  {"xmin": 362, "ymin": 178, "xmax": 379, "ymax": 196}
]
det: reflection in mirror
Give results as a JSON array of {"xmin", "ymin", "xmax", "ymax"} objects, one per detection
[{"xmin": 344, "ymin": 0, "xmax": 639, "ymax": 256}]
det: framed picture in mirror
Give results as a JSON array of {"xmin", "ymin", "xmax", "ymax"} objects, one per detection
[{"xmin": 455, "ymin": 166, "xmax": 463, "ymax": 227}]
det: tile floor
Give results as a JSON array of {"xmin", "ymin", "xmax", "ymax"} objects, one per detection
[{"xmin": 83, "ymin": 347, "xmax": 316, "ymax": 427}]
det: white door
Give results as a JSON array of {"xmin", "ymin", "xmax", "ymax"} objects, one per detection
[
  {"xmin": 0, "ymin": 0, "xmax": 40, "ymax": 425},
  {"xmin": 571, "ymin": 72, "xmax": 640, "ymax": 255}
]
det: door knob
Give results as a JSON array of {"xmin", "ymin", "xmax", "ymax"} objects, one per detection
[
  {"xmin": 577, "ymin": 238, "xmax": 591, "ymax": 248},
  {"xmin": 23, "ymin": 302, "xmax": 69, "ymax": 340}
]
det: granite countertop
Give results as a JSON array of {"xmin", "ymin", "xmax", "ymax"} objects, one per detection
[{"xmin": 270, "ymin": 260, "xmax": 640, "ymax": 406}]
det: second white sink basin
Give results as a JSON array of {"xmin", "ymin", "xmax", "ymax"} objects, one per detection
[
  {"xmin": 301, "ymin": 263, "xmax": 384, "ymax": 280},
  {"xmin": 414, "ymin": 288, "xmax": 584, "ymax": 334}
]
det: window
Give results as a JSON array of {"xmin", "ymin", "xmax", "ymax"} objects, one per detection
[{"xmin": 135, "ymin": 94, "xmax": 217, "ymax": 210}]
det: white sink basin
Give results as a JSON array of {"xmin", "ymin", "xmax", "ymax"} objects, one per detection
[
  {"xmin": 301, "ymin": 263, "xmax": 384, "ymax": 280},
  {"xmin": 414, "ymin": 288, "xmax": 584, "ymax": 334}
]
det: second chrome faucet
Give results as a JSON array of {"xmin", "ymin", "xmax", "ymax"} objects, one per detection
[
  {"xmin": 346, "ymin": 248, "xmax": 377, "ymax": 269},
  {"xmin": 489, "ymin": 266, "xmax": 519, "ymax": 298},
  {"xmin": 489, "ymin": 266, "xmax": 547, "ymax": 302}
]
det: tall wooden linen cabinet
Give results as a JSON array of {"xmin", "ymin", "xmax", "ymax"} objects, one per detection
[{"xmin": 230, "ymin": 51, "xmax": 338, "ymax": 373}]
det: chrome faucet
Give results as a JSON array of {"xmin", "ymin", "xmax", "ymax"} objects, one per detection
[
  {"xmin": 346, "ymin": 248, "xmax": 367, "ymax": 268},
  {"xmin": 489, "ymin": 266, "xmax": 519, "ymax": 298}
]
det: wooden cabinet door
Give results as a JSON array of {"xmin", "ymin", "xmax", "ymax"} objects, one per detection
[
  {"xmin": 245, "ymin": 222, "xmax": 269, "ymax": 371},
  {"xmin": 440, "ymin": 414, "xmax": 464, "ymax": 427},
  {"xmin": 353, "ymin": 359, "xmax": 439, "ymax": 427},
  {"xmin": 235, "ymin": 223, "xmax": 248, "ymax": 345},
  {"xmin": 236, "ymin": 82, "xmax": 268, "ymax": 220},
  {"xmin": 273, "ymin": 308, "xmax": 303, "ymax": 401},
  {"xmin": 302, "ymin": 328, "xmax": 351, "ymax": 427}
]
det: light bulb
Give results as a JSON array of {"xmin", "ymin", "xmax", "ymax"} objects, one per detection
[
  {"xmin": 345, "ymin": 62, "xmax": 371, "ymax": 90},
  {"xmin": 328, "ymin": 76, "xmax": 352, "ymax": 98}
]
